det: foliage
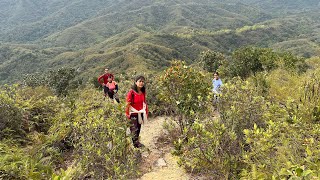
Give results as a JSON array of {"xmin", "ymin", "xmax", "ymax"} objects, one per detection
[
  {"xmin": 1, "ymin": 1, "xmax": 319, "ymax": 85},
  {"xmin": 247, "ymin": 72, "xmax": 270, "ymax": 96},
  {"xmin": 242, "ymin": 121, "xmax": 320, "ymax": 179},
  {"xmin": 299, "ymin": 72, "xmax": 320, "ymax": 123},
  {"xmin": 177, "ymin": 121, "xmax": 240, "ymax": 179},
  {"xmin": 23, "ymin": 72, "xmax": 46, "ymax": 88},
  {"xmin": 49, "ymin": 86, "xmax": 138, "ymax": 179},
  {"xmin": 23, "ymin": 67, "xmax": 82, "ymax": 96},
  {"xmin": 0, "ymin": 85, "xmax": 25, "ymax": 140},
  {"xmin": 0, "ymin": 141, "xmax": 53, "ymax": 179},
  {"xmin": 223, "ymin": 47, "xmax": 308, "ymax": 79},
  {"xmin": 278, "ymin": 52, "xmax": 309, "ymax": 73},
  {"xmin": 227, "ymin": 47, "xmax": 278, "ymax": 78},
  {"xmin": 0, "ymin": 83, "xmax": 140, "ymax": 179},
  {"xmin": 17, "ymin": 86, "xmax": 59, "ymax": 133},
  {"xmin": 158, "ymin": 60, "xmax": 212, "ymax": 134},
  {"xmin": 169, "ymin": 67, "xmax": 320, "ymax": 179},
  {"xmin": 199, "ymin": 50, "xmax": 226, "ymax": 73},
  {"xmin": 218, "ymin": 78, "xmax": 268, "ymax": 139},
  {"xmin": 46, "ymin": 68, "xmax": 82, "ymax": 96}
]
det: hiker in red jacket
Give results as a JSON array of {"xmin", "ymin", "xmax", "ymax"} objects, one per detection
[
  {"xmin": 98, "ymin": 68, "xmax": 114, "ymax": 97},
  {"xmin": 125, "ymin": 75, "xmax": 148, "ymax": 148}
]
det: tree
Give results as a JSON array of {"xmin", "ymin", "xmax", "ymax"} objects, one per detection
[
  {"xmin": 228, "ymin": 47, "xmax": 278, "ymax": 78},
  {"xmin": 158, "ymin": 60, "xmax": 211, "ymax": 135},
  {"xmin": 199, "ymin": 50, "xmax": 225, "ymax": 73}
]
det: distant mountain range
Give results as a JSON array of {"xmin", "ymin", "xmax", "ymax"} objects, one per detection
[{"xmin": 0, "ymin": 0, "xmax": 319, "ymax": 84}]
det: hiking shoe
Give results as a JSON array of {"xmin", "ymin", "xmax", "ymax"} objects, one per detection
[{"xmin": 134, "ymin": 142, "xmax": 145, "ymax": 148}]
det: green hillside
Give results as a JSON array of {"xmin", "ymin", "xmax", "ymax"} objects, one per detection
[{"xmin": 0, "ymin": 0, "xmax": 320, "ymax": 84}]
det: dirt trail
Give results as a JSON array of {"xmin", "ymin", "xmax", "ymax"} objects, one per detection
[{"xmin": 137, "ymin": 117, "xmax": 190, "ymax": 180}]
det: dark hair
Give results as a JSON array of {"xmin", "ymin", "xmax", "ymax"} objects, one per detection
[
  {"xmin": 132, "ymin": 75, "xmax": 146, "ymax": 93},
  {"xmin": 214, "ymin": 72, "xmax": 219, "ymax": 76}
]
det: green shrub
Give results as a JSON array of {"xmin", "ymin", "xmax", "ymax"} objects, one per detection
[
  {"xmin": 298, "ymin": 72, "xmax": 320, "ymax": 123},
  {"xmin": 242, "ymin": 121, "xmax": 320, "ymax": 179},
  {"xmin": 0, "ymin": 141, "xmax": 53, "ymax": 179},
  {"xmin": 50, "ymin": 86, "xmax": 137, "ymax": 179},
  {"xmin": 199, "ymin": 50, "xmax": 226, "ymax": 73},
  {"xmin": 278, "ymin": 52, "xmax": 308, "ymax": 73},
  {"xmin": 46, "ymin": 67, "xmax": 81, "ymax": 96},
  {"xmin": 228, "ymin": 47, "xmax": 278, "ymax": 78},
  {"xmin": 23, "ymin": 67, "xmax": 82, "ymax": 96},
  {"xmin": 177, "ymin": 121, "xmax": 240, "ymax": 179},
  {"xmin": 158, "ymin": 60, "xmax": 212, "ymax": 134},
  {"xmin": 218, "ymin": 78, "xmax": 267, "ymax": 139},
  {"xmin": 17, "ymin": 86, "xmax": 59, "ymax": 133},
  {"xmin": 0, "ymin": 86, "xmax": 24, "ymax": 140}
]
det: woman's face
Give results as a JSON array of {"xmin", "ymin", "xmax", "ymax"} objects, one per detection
[
  {"xmin": 108, "ymin": 77, "xmax": 112, "ymax": 82},
  {"xmin": 135, "ymin": 79, "xmax": 145, "ymax": 88}
]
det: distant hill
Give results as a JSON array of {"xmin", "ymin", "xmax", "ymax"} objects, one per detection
[{"xmin": 0, "ymin": 0, "xmax": 319, "ymax": 84}]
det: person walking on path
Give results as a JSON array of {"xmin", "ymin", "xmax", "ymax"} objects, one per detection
[
  {"xmin": 98, "ymin": 68, "xmax": 115, "ymax": 97},
  {"xmin": 212, "ymin": 72, "xmax": 223, "ymax": 105},
  {"xmin": 212, "ymin": 72, "xmax": 222, "ymax": 94},
  {"xmin": 125, "ymin": 75, "xmax": 148, "ymax": 148},
  {"xmin": 105, "ymin": 76, "xmax": 120, "ymax": 103}
]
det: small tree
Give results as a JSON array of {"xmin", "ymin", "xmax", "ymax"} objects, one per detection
[
  {"xmin": 0, "ymin": 86, "xmax": 24, "ymax": 140},
  {"xmin": 278, "ymin": 52, "xmax": 308, "ymax": 73},
  {"xmin": 46, "ymin": 68, "xmax": 77, "ymax": 96},
  {"xmin": 23, "ymin": 67, "xmax": 82, "ymax": 96},
  {"xmin": 199, "ymin": 50, "xmax": 225, "ymax": 73},
  {"xmin": 228, "ymin": 47, "xmax": 278, "ymax": 78},
  {"xmin": 158, "ymin": 60, "xmax": 211, "ymax": 135}
]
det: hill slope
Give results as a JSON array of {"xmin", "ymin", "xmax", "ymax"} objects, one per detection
[{"xmin": 0, "ymin": 0, "xmax": 319, "ymax": 84}]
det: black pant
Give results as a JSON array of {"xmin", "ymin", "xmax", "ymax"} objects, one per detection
[
  {"xmin": 129, "ymin": 114, "xmax": 142, "ymax": 147},
  {"xmin": 103, "ymin": 86, "xmax": 120, "ymax": 103}
]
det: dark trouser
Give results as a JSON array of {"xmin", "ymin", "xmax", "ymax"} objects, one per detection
[
  {"xmin": 103, "ymin": 86, "xmax": 120, "ymax": 103},
  {"xmin": 103, "ymin": 86, "xmax": 109, "ymax": 95},
  {"xmin": 129, "ymin": 114, "xmax": 142, "ymax": 147}
]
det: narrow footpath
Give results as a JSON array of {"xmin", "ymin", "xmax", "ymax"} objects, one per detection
[{"xmin": 137, "ymin": 117, "xmax": 190, "ymax": 180}]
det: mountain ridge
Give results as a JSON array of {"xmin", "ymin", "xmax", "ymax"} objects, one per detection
[{"xmin": 0, "ymin": 0, "xmax": 319, "ymax": 84}]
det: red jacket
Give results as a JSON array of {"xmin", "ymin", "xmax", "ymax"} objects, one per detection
[
  {"xmin": 98, "ymin": 73, "xmax": 114, "ymax": 85},
  {"xmin": 126, "ymin": 89, "xmax": 148, "ymax": 116}
]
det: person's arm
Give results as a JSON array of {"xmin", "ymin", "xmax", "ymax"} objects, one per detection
[
  {"xmin": 125, "ymin": 91, "xmax": 132, "ymax": 120},
  {"xmin": 115, "ymin": 84, "xmax": 118, "ymax": 93},
  {"xmin": 212, "ymin": 79, "xmax": 216, "ymax": 91},
  {"xmin": 144, "ymin": 92, "xmax": 148, "ymax": 118},
  {"xmin": 98, "ymin": 75, "xmax": 104, "ymax": 85},
  {"xmin": 125, "ymin": 102, "xmax": 130, "ymax": 120}
]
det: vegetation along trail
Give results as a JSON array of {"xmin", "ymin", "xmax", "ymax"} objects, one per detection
[{"xmin": 137, "ymin": 116, "xmax": 189, "ymax": 180}]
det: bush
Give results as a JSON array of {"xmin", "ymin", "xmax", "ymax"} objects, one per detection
[
  {"xmin": 158, "ymin": 60, "xmax": 212, "ymax": 134},
  {"xmin": 218, "ymin": 78, "xmax": 267, "ymax": 139},
  {"xmin": 0, "ymin": 86, "xmax": 24, "ymax": 140},
  {"xmin": 23, "ymin": 67, "xmax": 82, "ymax": 96},
  {"xmin": 242, "ymin": 121, "xmax": 320, "ymax": 179},
  {"xmin": 199, "ymin": 50, "xmax": 226, "ymax": 73},
  {"xmin": 49, "ymin": 86, "xmax": 138, "ymax": 179},
  {"xmin": 279, "ymin": 52, "xmax": 308, "ymax": 73},
  {"xmin": 228, "ymin": 47, "xmax": 277, "ymax": 78},
  {"xmin": 17, "ymin": 86, "xmax": 59, "ymax": 133},
  {"xmin": 0, "ymin": 141, "xmax": 53, "ymax": 179},
  {"xmin": 46, "ymin": 67, "xmax": 81, "ymax": 96},
  {"xmin": 177, "ymin": 121, "xmax": 240, "ymax": 179}
]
